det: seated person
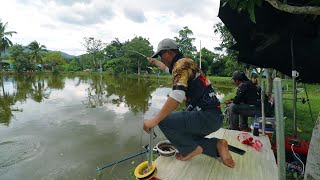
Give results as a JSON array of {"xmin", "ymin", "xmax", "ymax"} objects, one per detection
[{"xmin": 227, "ymin": 71, "xmax": 262, "ymax": 131}]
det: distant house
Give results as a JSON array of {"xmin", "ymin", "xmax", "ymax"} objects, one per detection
[
  {"xmin": 1, "ymin": 59, "xmax": 11, "ymax": 64},
  {"xmin": 1, "ymin": 59, "xmax": 13, "ymax": 70}
]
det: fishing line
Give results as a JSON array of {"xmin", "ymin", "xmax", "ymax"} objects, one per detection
[
  {"xmin": 119, "ymin": 48, "xmax": 148, "ymax": 59},
  {"xmin": 96, "ymin": 118, "xmax": 157, "ymax": 171},
  {"xmin": 140, "ymin": 127, "xmax": 145, "ymax": 164},
  {"xmin": 303, "ymin": 83, "xmax": 314, "ymax": 124},
  {"xmin": 118, "ymin": 48, "xmax": 157, "ymax": 73}
]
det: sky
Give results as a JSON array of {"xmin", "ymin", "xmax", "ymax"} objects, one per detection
[{"xmin": 0, "ymin": 0, "xmax": 223, "ymax": 56}]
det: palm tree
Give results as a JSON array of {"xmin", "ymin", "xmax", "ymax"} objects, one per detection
[
  {"xmin": 27, "ymin": 41, "xmax": 48, "ymax": 68},
  {"xmin": 0, "ymin": 20, "xmax": 17, "ymax": 56},
  {"xmin": 0, "ymin": 20, "xmax": 17, "ymax": 70}
]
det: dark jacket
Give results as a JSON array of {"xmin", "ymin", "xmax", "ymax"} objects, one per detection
[{"xmin": 233, "ymin": 80, "xmax": 261, "ymax": 106}]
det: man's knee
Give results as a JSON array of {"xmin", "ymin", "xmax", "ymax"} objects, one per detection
[
  {"xmin": 158, "ymin": 117, "xmax": 172, "ymax": 130},
  {"xmin": 158, "ymin": 120, "xmax": 166, "ymax": 129}
]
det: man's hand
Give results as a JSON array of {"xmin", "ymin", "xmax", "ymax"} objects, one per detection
[
  {"xmin": 147, "ymin": 57, "xmax": 157, "ymax": 65},
  {"xmin": 147, "ymin": 57, "xmax": 167, "ymax": 72},
  {"xmin": 143, "ymin": 119, "xmax": 158, "ymax": 133}
]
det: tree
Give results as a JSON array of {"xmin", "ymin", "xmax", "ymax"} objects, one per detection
[
  {"xmin": 174, "ymin": 26, "xmax": 197, "ymax": 58},
  {"xmin": 82, "ymin": 37, "xmax": 105, "ymax": 71},
  {"xmin": 104, "ymin": 38, "xmax": 123, "ymax": 60},
  {"xmin": 27, "ymin": 41, "xmax": 48, "ymax": 68},
  {"xmin": 213, "ymin": 22, "xmax": 249, "ymax": 75},
  {"xmin": 43, "ymin": 52, "xmax": 66, "ymax": 72},
  {"xmin": 8, "ymin": 44, "xmax": 32, "ymax": 72},
  {"xmin": 121, "ymin": 36, "xmax": 153, "ymax": 75},
  {"xmin": 0, "ymin": 20, "xmax": 17, "ymax": 56},
  {"xmin": 0, "ymin": 20, "xmax": 17, "ymax": 70},
  {"xmin": 7, "ymin": 44, "xmax": 24, "ymax": 60},
  {"xmin": 78, "ymin": 53, "xmax": 93, "ymax": 71},
  {"xmin": 194, "ymin": 47, "xmax": 219, "ymax": 75},
  {"xmin": 61, "ymin": 57, "xmax": 82, "ymax": 72}
]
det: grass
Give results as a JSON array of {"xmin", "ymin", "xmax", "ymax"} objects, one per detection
[
  {"xmin": 217, "ymin": 79, "xmax": 319, "ymax": 141},
  {"xmin": 281, "ymin": 82, "xmax": 320, "ymax": 141}
]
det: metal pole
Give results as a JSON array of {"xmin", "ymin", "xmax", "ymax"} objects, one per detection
[
  {"xmin": 99, "ymin": 59, "xmax": 102, "ymax": 73},
  {"xmin": 199, "ymin": 40, "xmax": 202, "ymax": 70},
  {"xmin": 274, "ymin": 78, "xmax": 286, "ymax": 180},
  {"xmin": 261, "ymin": 81, "xmax": 266, "ymax": 136},
  {"xmin": 148, "ymin": 128, "xmax": 154, "ymax": 170},
  {"xmin": 292, "ymin": 70, "xmax": 298, "ymax": 137}
]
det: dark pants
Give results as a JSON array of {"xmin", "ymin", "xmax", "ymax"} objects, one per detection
[
  {"xmin": 228, "ymin": 103, "xmax": 261, "ymax": 130},
  {"xmin": 158, "ymin": 109, "xmax": 223, "ymax": 157}
]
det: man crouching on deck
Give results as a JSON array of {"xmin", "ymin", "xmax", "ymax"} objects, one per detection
[{"xmin": 143, "ymin": 38, "xmax": 235, "ymax": 168}]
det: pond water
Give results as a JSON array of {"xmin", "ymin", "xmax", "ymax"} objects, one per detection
[{"xmin": 0, "ymin": 74, "xmax": 233, "ymax": 179}]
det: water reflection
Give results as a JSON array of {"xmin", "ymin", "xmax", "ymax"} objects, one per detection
[
  {"xmin": 0, "ymin": 74, "xmax": 66, "ymax": 125},
  {"xmin": 80, "ymin": 75, "xmax": 168, "ymax": 114},
  {"xmin": 0, "ymin": 74, "xmax": 233, "ymax": 125}
]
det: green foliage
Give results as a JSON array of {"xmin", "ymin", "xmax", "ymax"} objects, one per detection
[
  {"xmin": 1, "ymin": 54, "xmax": 10, "ymax": 60},
  {"xmin": 174, "ymin": 26, "xmax": 197, "ymax": 58},
  {"xmin": 27, "ymin": 41, "xmax": 47, "ymax": 65},
  {"xmin": 213, "ymin": 22, "xmax": 249, "ymax": 75},
  {"xmin": 79, "ymin": 53, "xmax": 93, "ymax": 71},
  {"xmin": 105, "ymin": 58, "xmax": 124, "ymax": 75},
  {"xmin": 104, "ymin": 38, "xmax": 123, "ymax": 60},
  {"xmin": 61, "ymin": 57, "xmax": 82, "ymax": 72},
  {"xmin": 282, "ymin": 83, "xmax": 320, "ymax": 141},
  {"xmin": 248, "ymin": 0, "xmax": 256, "ymax": 23},
  {"xmin": 13, "ymin": 54, "xmax": 33, "ymax": 72},
  {"xmin": 83, "ymin": 37, "xmax": 105, "ymax": 71},
  {"xmin": 7, "ymin": 44, "xmax": 33, "ymax": 72},
  {"xmin": 7, "ymin": 44, "xmax": 24, "ymax": 59},
  {"xmin": 43, "ymin": 52, "xmax": 66, "ymax": 72},
  {"xmin": 121, "ymin": 36, "xmax": 153, "ymax": 75},
  {"xmin": 194, "ymin": 47, "xmax": 219, "ymax": 75},
  {"xmin": 0, "ymin": 19, "xmax": 17, "ymax": 55}
]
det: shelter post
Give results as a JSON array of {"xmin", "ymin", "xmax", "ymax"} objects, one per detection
[{"xmin": 274, "ymin": 78, "xmax": 286, "ymax": 180}]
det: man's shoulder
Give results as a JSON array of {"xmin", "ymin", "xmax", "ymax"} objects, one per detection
[{"xmin": 174, "ymin": 58, "xmax": 196, "ymax": 70}]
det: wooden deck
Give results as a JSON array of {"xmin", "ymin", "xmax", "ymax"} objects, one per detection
[{"xmin": 154, "ymin": 128, "xmax": 278, "ymax": 180}]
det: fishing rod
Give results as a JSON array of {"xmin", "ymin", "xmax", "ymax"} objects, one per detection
[
  {"xmin": 118, "ymin": 48, "xmax": 156, "ymax": 73},
  {"xmin": 119, "ymin": 48, "xmax": 148, "ymax": 59},
  {"xmin": 96, "ymin": 131, "xmax": 157, "ymax": 171},
  {"xmin": 96, "ymin": 149, "xmax": 148, "ymax": 171}
]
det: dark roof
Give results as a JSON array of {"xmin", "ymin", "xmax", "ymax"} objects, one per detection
[{"xmin": 218, "ymin": 1, "xmax": 320, "ymax": 83}]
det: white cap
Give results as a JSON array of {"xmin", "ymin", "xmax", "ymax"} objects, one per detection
[{"xmin": 151, "ymin": 38, "xmax": 179, "ymax": 58}]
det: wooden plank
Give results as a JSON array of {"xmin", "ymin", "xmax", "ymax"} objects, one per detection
[{"xmin": 154, "ymin": 128, "xmax": 278, "ymax": 180}]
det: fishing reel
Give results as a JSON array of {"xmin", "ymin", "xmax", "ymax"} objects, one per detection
[
  {"xmin": 134, "ymin": 161, "xmax": 157, "ymax": 180},
  {"xmin": 134, "ymin": 128, "xmax": 158, "ymax": 180}
]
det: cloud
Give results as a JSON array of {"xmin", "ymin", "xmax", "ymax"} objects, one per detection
[
  {"xmin": 52, "ymin": 0, "xmax": 92, "ymax": 6},
  {"xmin": 123, "ymin": 8, "xmax": 146, "ymax": 23},
  {"xmin": 0, "ymin": 0, "xmax": 222, "ymax": 56},
  {"xmin": 55, "ymin": 3, "xmax": 115, "ymax": 25}
]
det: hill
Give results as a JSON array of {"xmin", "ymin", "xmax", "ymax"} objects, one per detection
[{"xmin": 1, "ymin": 49, "xmax": 78, "ymax": 59}]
